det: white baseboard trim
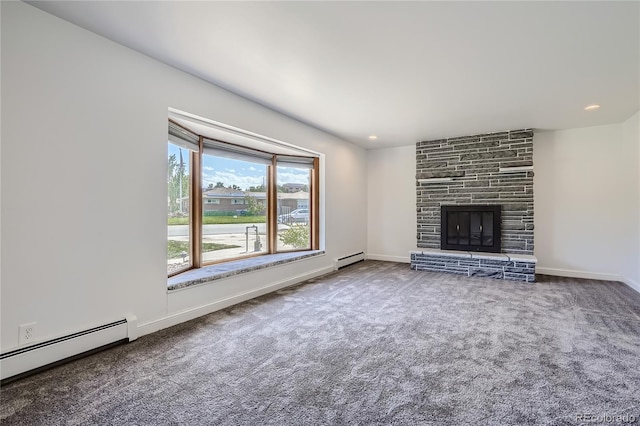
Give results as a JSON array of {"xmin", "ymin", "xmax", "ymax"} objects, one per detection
[
  {"xmin": 366, "ymin": 253, "xmax": 410, "ymax": 263},
  {"xmin": 137, "ymin": 265, "xmax": 334, "ymax": 337},
  {"xmin": 622, "ymin": 276, "xmax": 640, "ymax": 294},
  {"xmin": 535, "ymin": 267, "xmax": 623, "ymax": 281},
  {"xmin": 536, "ymin": 267, "xmax": 640, "ymax": 295}
]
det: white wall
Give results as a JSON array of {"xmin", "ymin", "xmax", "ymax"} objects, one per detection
[
  {"xmin": 622, "ymin": 110, "xmax": 640, "ymax": 288},
  {"xmin": 534, "ymin": 119, "xmax": 640, "ymax": 289},
  {"xmin": 366, "ymin": 145, "xmax": 416, "ymax": 262},
  {"xmin": 1, "ymin": 2, "xmax": 366, "ymax": 352}
]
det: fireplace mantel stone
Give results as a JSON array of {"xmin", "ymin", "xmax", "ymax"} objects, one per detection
[
  {"xmin": 416, "ymin": 129, "xmax": 534, "ymax": 255},
  {"xmin": 410, "ymin": 249, "xmax": 536, "ymax": 282}
]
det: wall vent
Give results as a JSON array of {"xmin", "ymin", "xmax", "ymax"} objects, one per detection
[
  {"xmin": 335, "ymin": 252, "xmax": 365, "ymax": 270},
  {"xmin": 0, "ymin": 315, "xmax": 137, "ymax": 384}
]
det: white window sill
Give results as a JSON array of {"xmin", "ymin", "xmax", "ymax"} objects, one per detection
[{"xmin": 167, "ymin": 250, "xmax": 325, "ymax": 291}]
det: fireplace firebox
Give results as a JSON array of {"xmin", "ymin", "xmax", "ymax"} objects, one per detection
[{"xmin": 441, "ymin": 205, "xmax": 501, "ymax": 253}]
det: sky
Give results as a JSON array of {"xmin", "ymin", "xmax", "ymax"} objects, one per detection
[{"xmin": 168, "ymin": 143, "xmax": 310, "ymax": 190}]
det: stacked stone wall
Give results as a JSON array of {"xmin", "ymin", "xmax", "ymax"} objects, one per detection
[{"xmin": 416, "ymin": 129, "xmax": 534, "ymax": 255}]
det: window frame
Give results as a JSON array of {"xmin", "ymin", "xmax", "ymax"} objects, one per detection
[
  {"xmin": 274, "ymin": 163, "xmax": 315, "ymax": 253},
  {"xmin": 168, "ymin": 119, "xmax": 319, "ymax": 277}
]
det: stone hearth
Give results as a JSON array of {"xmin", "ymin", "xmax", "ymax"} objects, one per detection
[{"xmin": 410, "ymin": 249, "xmax": 536, "ymax": 282}]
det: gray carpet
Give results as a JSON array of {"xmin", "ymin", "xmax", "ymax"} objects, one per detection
[{"xmin": 2, "ymin": 261, "xmax": 640, "ymax": 425}]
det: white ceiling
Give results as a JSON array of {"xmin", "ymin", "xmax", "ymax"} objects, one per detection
[{"xmin": 29, "ymin": 1, "xmax": 640, "ymax": 149}]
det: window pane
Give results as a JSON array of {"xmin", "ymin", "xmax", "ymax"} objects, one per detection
[
  {"xmin": 168, "ymin": 142, "xmax": 191, "ymax": 275},
  {"xmin": 447, "ymin": 212, "xmax": 458, "ymax": 245},
  {"xmin": 457, "ymin": 212, "xmax": 469, "ymax": 245},
  {"xmin": 201, "ymin": 154, "xmax": 268, "ymax": 262},
  {"xmin": 482, "ymin": 212, "xmax": 494, "ymax": 246},
  {"xmin": 470, "ymin": 212, "xmax": 481, "ymax": 246},
  {"xmin": 277, "ymin": 165, "xmax": 311, "ymax": 251}
]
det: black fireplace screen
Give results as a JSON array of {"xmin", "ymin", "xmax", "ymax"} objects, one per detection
[{"xmin": 441, "ymin": 205, "xmax": 501, "ymax": 253}]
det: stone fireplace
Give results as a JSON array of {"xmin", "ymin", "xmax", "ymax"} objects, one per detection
[{"xmin": 410, "ymin": 129, "xmax": 536, "ymax": 282}]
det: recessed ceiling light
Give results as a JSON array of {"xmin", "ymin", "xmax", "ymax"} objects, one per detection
[
  {"xmin": 368, "ymin": 135, "xmax": 378, "ymax": 140},
  {"xmin": 584, "ymin": 104, "xmax": 600, "ymax": 111}
]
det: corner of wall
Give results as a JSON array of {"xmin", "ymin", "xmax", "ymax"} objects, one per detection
[{"xmin": 623, "ymin": 276, "xmax": 640, "ymax": 295}]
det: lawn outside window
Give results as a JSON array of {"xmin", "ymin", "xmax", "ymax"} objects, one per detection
[{"xmin": 167, "ymin": 115, "xmax": 320, "ymax": 277}]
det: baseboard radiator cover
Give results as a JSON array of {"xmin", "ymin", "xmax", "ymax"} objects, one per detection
[
  {"xmin": 335, "ymin": 252, "xmax": 365, "ymax": 270},
  {"xmin": 0, "ymin": 315, "xmax": 137, "ymax": 384}
]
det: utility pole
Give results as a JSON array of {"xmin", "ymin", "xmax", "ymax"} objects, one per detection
[{"xmin": 179, "ymin": 148, "xmax": 184, "ymax": 213}]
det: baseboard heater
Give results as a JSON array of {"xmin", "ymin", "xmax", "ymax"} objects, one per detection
[
  {"xmin": 0, "ymin": 315, "xmax": 137, "ymax": 384},
  {"xmin": 335, "ymin": 252, "xmax": 365, "ymax": 270}
]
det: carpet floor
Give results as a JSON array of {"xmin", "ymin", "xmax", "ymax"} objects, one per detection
[{"xmin": 1, "ymin": 261, "xmax": 639, "ymax": 425}]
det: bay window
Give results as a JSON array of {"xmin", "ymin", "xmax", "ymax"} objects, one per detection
[{"xmin": 167, "ymin": 118, "xmax": 319, "ymax": 277}]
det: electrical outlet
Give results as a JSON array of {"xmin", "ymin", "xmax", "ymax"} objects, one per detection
[{"xmin": 19, "ymin": 322, "xmax": 37, "ymax": 345}]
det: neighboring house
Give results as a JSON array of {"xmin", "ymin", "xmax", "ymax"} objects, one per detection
[
  {"xmin": 278, "ymin": 191, "xmax": 309, "ymax": 211},
  {"xmin": 201, "ymin": 187, "xmax": 308, "ymax": 214},
  {"xmin": 282, "ymin": 183, "xmax": 307, "ymax": 192},
  {"xmin": 203, "ymin": 187, "xmax": 259, "ymax": 213},
  {"xmin": 248, "ymin": 191, "xmax": 310, "ymax": 213}
]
